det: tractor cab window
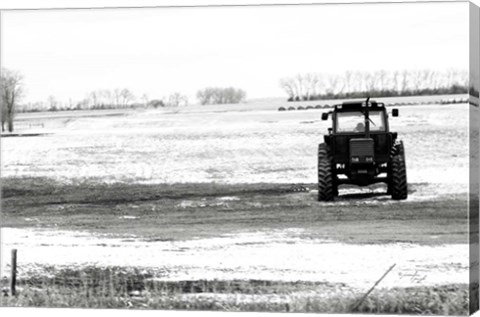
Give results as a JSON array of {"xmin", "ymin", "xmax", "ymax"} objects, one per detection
[{"xmin": 335, "ymin": 110, "xmax": 386, "ymax": 133}]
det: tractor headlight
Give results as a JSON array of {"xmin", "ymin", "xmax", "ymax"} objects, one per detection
[{"xmin": 351, "ymin": 156, "xmax": 360, "ymax": 163}]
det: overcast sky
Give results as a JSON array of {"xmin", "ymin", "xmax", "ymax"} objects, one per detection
[{"xmin": 1, "ymin": 2, "xmax": 469, "ymax": 104}]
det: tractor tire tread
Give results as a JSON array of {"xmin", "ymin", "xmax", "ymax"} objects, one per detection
[
  {"xmin": 318, "ymin": 143, "xmax": 334, "ymax": 201},
  {"xmin": 390, "ymin": 141, "xmax": 408, "ymax": 200}
]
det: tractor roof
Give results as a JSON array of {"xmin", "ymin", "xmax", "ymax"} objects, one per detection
[{"xmin": 334, "ymin": 100, "xmax": 385, "ymax": 111}]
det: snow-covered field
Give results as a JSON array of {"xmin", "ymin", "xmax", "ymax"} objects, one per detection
[
  {"xmin": 1, "ymin": 104, "xmax": 470, "ymax": 191},
  {"xmin": 0, "ymin": 227, "xmax": 469, "ymax": 290},
  {"xmin": 0, "ymin": 102, "xmax": 472, "ymax": 290}
]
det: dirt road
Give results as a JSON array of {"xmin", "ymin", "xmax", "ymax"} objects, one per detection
[{"xmin": 0, "ymin": 179, "xmax": 470, "ymax": 292}]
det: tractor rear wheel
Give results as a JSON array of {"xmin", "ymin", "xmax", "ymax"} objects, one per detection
[
  {"xmin": 318, "ymin": 143, "xmax": 334, "ymax": 201},
  {"xmin": 390, "ymin": 141, "xmax": 408, "ymax": 200}
]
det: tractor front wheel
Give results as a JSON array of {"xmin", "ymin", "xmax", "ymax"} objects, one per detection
[{"xmin": 318, "ymin": 143, "xmax": 334, "ymax": 201}]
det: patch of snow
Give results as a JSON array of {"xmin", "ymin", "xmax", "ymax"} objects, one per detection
[
  {"xmin": 0, "ymin": 228, "xmax": 469, "ymax": 290},
  {"xmin": 217, "ymin": 196, "xmax": 240, "ymax": 201}
]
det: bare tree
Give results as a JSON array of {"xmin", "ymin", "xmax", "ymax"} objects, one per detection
[
  {"xmin": 344, "ymin": 71, "xmax": 353, "ymax": 93},
  {"xmin": 86, "ymin": 90, "xmax": 109, "ymax": 108},
  {"xmin": 120, "ymin": 89, "xmax": 135, "ymax": 107},
  {"xmin": 363, "ymin": 72, "xmax": 377, "ymax": 92},
  {"xmin": 417, "ymin": 69, "xmax": 431, "ymax": 91},
  {"xmin": 167, "ymin": 92, "xmax": 188, "ymax": 107},
  {"xmin": 411, "ymin": 70, "xmax": 425, "ymax": 93},
  {"xmin": 429, "ymin": 70, "xmax": 441, "ymax": 90},
  {"xmin": 294, "ymin": 74, "xmax": 305, "ymax": 100},
  {"xmin": 457, "ymin": 70, "xmax": 469, "ymax": 88},
  {"xmin": 375, "ymin": 70, "xmax": 388, "ymax": 91},
  {"xmin": 391, "ymin": 71, "xmax": 400, "ymax": 92},
  {"xmin": 197, "ymin": 87, "xmax": 213, "ymax": 105},
  {"xmin": 303, "ymin": 73, "xmax": 319, "ymax": 100},
  {"xmin": 88, "ymin": 91, "xmax": 99, "ymax": 108},
  {"xmin": 327, "ymin": 74, "xmax": 341, "ymax": 94},
  {"xmin": 1, "ymin": 68, "xmax": 24, "ymax": 132},
  {"xmin": 76, "ymin": 99, "xmax": 89, "ymax": 110},
  {"xmin": 68, "ymin": 98, "xmax": 74, "ymax": 110},
  {"xmin": 100, "ymin": 89, "xmax": 112, "ymax": 106},
  {"xmin": 400, "ymin": 70, "xmax": 410, "ymax": 93},
  {"xmin": 279, "ymin": 78, "xmax": 296, "ymax": 100},
  {"xmin": 1, "ymin": 99, "xmax": 7, "ymax": 131},
  {"xmin": 445, "ymin": 69, "xmax": 458, "ymax": 87},
  {"xmin": 47, "ymin": 95, "xmax": 58, "ymax": 111},
  {"xmin": 113, "ymin": 88, "xmax": 122, "ymax": 106}
]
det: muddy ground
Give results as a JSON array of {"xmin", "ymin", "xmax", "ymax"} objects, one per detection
[{"xmin": 0, "ymin": 179, "xmax": 470, "ymax": 291}]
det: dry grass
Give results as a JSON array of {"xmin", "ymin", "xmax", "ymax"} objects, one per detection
[{"xmin": 0, "ymin": 265, "xmax": 469, "ymax": 314}]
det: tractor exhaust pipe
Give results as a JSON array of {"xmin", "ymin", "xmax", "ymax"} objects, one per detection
[{"xmin": 364, "ymin": 97, "xmax": 370, "ymax": 138}]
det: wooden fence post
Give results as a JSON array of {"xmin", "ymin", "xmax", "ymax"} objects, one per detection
[{"xmin": 10, "ymin": 249, "xmax": 17, "ymax": 296}]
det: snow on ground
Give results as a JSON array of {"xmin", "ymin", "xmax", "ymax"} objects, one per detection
[
  {"xmin": 0, "ymin": 103, "xmax": 471, "ymax": 289},
  {"xmin": 0, "ymin": 227, "xmax": 469, "ymax": 290},
  {"xmin": 0, "ymin": 104, "xmax": 469, "ymax": 197}
]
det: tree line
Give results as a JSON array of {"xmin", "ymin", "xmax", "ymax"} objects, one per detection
[
  {"xmin": 19, "ymin": 89, "xmax": 189, "ymax": 113},
  {"xmin": 280, "ymin": 69, "xmax": 469, "ymax": 101},
  {"xmin": 17, "ymin": 87, "xmax": 247, "ymax": 113},
  {"xmin": 1, "ymin": 66, "xmax": 470, "ymax": 133},
  {"xmin": 1, "ymin": 69, "xmax": 249, "ymax": 132},
  {"xmin": 196, "ymin": 87, "xmax": 246, "ymax": 105}
]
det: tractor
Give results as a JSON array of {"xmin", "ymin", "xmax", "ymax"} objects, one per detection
[{"xmin": 318, "ymin": 98, "xmax": 407, "ymax": 201}]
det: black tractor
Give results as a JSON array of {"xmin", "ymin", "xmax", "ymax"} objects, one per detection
[{"xmin": 318, "ymin": 98, "xmax": 407, "ymax": 201}]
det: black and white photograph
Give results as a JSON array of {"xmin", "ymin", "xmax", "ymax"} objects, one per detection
[{"xmin": 0, "ymin": 0, "xmax": 479, "ymax": 315}]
